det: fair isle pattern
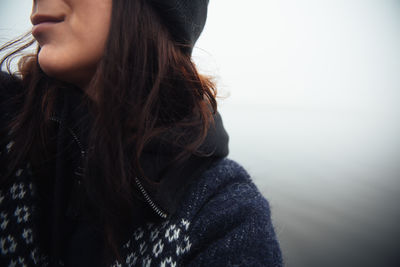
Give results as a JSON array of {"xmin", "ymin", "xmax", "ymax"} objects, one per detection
[
  {"xmin": 0, "ymin": 141, "xmax": 49, "ymax": 267},
  {"xmin": 111, "ymin": 218, "xmax": 192, "ymax": 267}
]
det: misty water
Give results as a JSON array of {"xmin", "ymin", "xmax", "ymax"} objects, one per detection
[{"xmin": 221, "ymin": 105, "xmax": 400, "ymax": 267}]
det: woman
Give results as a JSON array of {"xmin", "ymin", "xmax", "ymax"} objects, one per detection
[{"xmin": 0, "ymin": 0, "xmax": 283, "ymax": 266}]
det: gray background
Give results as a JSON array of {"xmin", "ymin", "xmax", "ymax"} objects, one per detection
[{"xmin": 1, "ymin": 1, "xmax": 400, "ymax": 266}]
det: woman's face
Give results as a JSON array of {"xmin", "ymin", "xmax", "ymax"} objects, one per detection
[{"xmin": 31, "ymin": 0, "xmax": 112, "ymax": 88}]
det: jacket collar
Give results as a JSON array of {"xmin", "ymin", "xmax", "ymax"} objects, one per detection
[{"xmin": 53, "ymin": 87, "xmax": 229, "ymax": 219}]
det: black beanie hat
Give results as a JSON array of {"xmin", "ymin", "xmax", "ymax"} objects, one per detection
[{"xmin": 148, "ymin": 0, "xmax": 209, "ymax": 53}]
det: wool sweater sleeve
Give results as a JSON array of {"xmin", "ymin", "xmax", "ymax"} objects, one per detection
[{"xmin": 180, "ymin": 159, "xmax": 283, "ymax": 267}]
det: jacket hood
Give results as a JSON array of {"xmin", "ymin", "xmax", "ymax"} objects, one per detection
[{"xmin": 139, "ymin": 111, "xmax": 229, "ymax": 217}]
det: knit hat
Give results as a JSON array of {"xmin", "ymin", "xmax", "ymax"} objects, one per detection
[{"xmin": 148, "ymin": 0, "xmax": 209, "ymax": 53}]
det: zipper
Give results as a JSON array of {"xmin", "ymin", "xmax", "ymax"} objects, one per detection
[
  {"xmin": 49, "ymin": 116, "xmax": 85, "ymax": 164},
  {"xmin": 49, "ymin": 116, "xmax": 168, "ymax": 219},
  {"xmin": 135, "ymin": 177, "xmax": 168, "ymax": 219}
]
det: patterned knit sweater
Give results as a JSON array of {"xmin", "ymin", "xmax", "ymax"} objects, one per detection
[{"xmin": 1, "ymin": 152, "xmax": 282, "ymax": 266}]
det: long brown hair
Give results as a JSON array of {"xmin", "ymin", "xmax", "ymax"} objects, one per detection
[{"xmin": 1, "ymin": 0, "xmax": 216, "ymax": 263}]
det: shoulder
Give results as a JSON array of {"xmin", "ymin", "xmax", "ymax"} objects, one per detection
[
  {"xmin": 0, "ymin": 71, "xmax": 22, "ymax": 98},
  {"xmin": 113, "ymin": 158, "xmax": 282, "ymax": 266},
  {"xmin": 0, "ymin": 71, "xmax": 23, "ymax": 108},
  {"xmin": 180, "ymin": 158, "xmax": 269, "ymax": 218},
  {"xmin": 174, "ymin": 158, "xmax": 283, "ymax": 266},
  {"xmin": 112, "ymin": 159, "xmax": 283, "ymax": 266},
  {"xmin": 0, "ymin": 71, "xmax": 23, "ymax": 130}
]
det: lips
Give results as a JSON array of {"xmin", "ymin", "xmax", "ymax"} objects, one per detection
[
  {"xmin": 31, "ymin": 14, "xmax": 64, "ymax": 26},
  {"xmin": 31, "ymin": 14, "xmax": 64, "ymax": 37}
]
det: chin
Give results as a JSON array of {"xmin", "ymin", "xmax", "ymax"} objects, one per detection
[
  {"xmin": 38, "ymin": 51, "xmax": 94, "ymax": 88},
  {"xmin": 38, "ymin": 49, "xmax": 65, "ymax": 77}
]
